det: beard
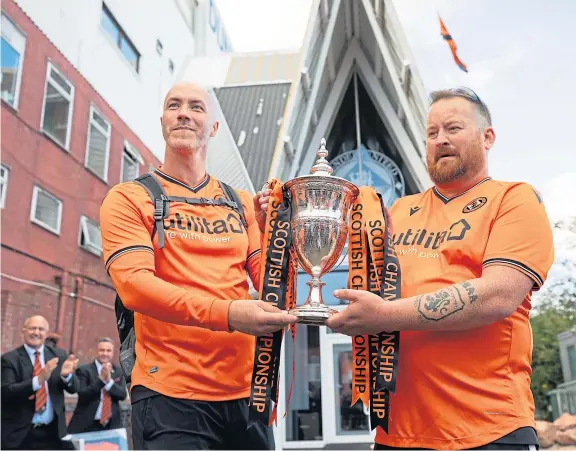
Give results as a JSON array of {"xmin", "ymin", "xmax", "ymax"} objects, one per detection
[
  {"xmin": 165, "ymin": 127, "xmax": 210, "ymax": 153},
  {"xmin": 427, "ymin": 139, "xmax": 485, "ymax": 185}
]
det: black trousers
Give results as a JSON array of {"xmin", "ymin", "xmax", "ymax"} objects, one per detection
[
  {"xmin": 375, "ymin": 443, "xmax": 539, "ymax": 450},
  {"xmin": 15, "ymin": 422, "xmax": 74, "ymax": 450},
  {"xmin": 131, "ymin": 395, "xmax": 274, "ymax": 450},
  {"xmin": 83, "ymin": 419, "xmax": 113, "ymax": 433}
]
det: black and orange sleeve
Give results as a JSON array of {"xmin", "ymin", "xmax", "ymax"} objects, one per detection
[
  {"xmin": 483, "ymin": 183, "xmax": 554, "ymax": 291},
  {"xmin": 100, "ymin": 184, "xmax": 232, "ymax": 331},
  {"xmin": 240, "ymin": 191, "xmax": 262, "ymax": 291}
]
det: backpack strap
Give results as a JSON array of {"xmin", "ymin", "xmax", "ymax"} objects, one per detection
[
  {"xmin": 134, "ymin": 174, "xmax": 169, "ymax": 249},
  {"xmin": 134, "ymin": 174, "xmax": 248, "ymax": 248},
  {"xmin": 219, "ymin": 181, "xmax": 248, "ymax": 229}
]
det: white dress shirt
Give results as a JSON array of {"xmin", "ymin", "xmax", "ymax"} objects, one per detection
[
  {"xmin": 93, "ymin": 360, "xmax": 114, "ymax": 421},
  {"xmin": 24, "ymin": 344, "xmax": 72, "ymax": 426}
]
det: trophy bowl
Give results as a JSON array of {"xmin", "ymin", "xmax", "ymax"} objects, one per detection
[{"xmin": 284, "ymin": 139, "xmax": 359, "ymax": 325}]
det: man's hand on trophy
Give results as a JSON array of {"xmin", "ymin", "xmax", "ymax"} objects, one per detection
[
  {"xmin": 325, "ymin": 289, "xmax": 387, "ymax": 336},
  {"xmin": 254, "ymin": 183, "xmax": 272, "ymax": 232},
  {"xmin": 228, "ymin": 299, "xmax": 297, "ymax": 336}
]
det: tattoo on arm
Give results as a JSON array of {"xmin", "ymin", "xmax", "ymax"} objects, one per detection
[
  {"xmin": 460, "ymin": 281, "xmax": 478, "ymax": 303},
  {"xmin": 415, "ymin": 282, "xmax": 477, "ymax": 322}
]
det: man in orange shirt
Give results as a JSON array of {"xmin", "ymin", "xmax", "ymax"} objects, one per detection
[
  {"xmin": 100, "ymin": 82, "xmax": 296, "ymax": 449},
  {"xmin": 326, "ymin": 87, "xmax": 554, "ymax": 450}
]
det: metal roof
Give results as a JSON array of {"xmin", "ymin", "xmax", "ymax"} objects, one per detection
[
  {"xmin": 215, "ymin": 82, "xmax": 292, "ymax": 190},
  {"xmin": 224, "ymin": 51, "xmax": 300, "ymax": 85}
]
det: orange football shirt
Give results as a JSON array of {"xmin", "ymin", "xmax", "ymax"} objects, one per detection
[
  {"xmin": 376, "ymin": 178, "xmax": 554, "ymax": 449},
  {"xmin": 100, "ymin": 169, "xmax": 261, "ymax": 401}
]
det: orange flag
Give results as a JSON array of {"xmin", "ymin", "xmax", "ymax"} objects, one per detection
[{"xmin": 439, "ymin": 16, "xmax": 468, "ymax": 73}]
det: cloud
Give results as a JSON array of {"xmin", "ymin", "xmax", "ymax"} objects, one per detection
[
  {"xmin": 217, "ymin": 0, "xmax": 312, "ymax": 52},
  {"xmin": 441, "ymin": 42, "xmax": 527, "ymax": 90},
  {"xmin": 540, "ymin": 172, "xmax": 576, "ymax": 221}
]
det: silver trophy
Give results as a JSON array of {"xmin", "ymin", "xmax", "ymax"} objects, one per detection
[{"xmin": 285, "ymin": 139, "xmax": 359, "ymax": 325}]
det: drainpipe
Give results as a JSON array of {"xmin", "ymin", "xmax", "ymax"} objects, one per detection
[
  {"xmin": 69, "ymin": 277, "xmax": 84, "ymax": 354},
  {"xmin": 55, "ymin": 271, "xmax": 69, "ymax": 336}
]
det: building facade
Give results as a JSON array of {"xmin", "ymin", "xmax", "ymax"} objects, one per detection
[{"xmin": 0, "ymin": 0, "xmax": 229, "ymax": 360}]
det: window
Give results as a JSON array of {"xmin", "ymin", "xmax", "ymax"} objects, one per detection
[
  {"xmin": 120, "ymin": 141, "xmax": 142, "ymax": 182},
  {"xmin": 41, "ymin": 63, "xmax": 74, "ymax": 149},
  {"xmin": 0, "ymin": 164, "xmax": 9, "ymax": 208},
  {"xmin": 85, "ymin": 105, "xmax": 110, "ymax": 181},
  {"xmin": 100, "ymin": 4, "xmax": 140, "ymax": 72},
  {"xmin": 79, "ymin": 215, "xmax": 103, "ymax": 256},
  {"xmin": 30, "ymin": 186, "xmax": 63, "ymax": 235},
  {"xmin": 568, "ymin": 345, "xmax": 576, "ymax": 381},
  {"xmin": 1, "ymin": 14, "xmax": 26, "ymax": 107}
]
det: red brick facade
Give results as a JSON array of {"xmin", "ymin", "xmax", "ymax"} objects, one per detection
[{"xmin": 1, "ymin": 0, "xmax": 161, "ymax": 363}]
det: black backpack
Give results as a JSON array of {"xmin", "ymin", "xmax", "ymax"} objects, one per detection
[{"xmin": 115, "ymin": 173, "xmax": 247, "ymax": 384}]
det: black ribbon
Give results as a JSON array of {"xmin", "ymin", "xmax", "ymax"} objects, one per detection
[
  {"xmin": 248, "ymin": 188, "xmax": 292, "ymax": 427},
  {"xmin": 367, "ymin": 195, "xmax": 402, "ymax": 433}
]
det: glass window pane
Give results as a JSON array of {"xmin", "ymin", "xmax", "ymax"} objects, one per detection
[
  {"xmin": 36, "ymin": 190, "xmax": 59, "ymax": 230},
  {"xmin": 1, "ymin": 165, "xmax": 8, "ymax": 208},
  {"xmin": 122, "ymin": 154, "xmax": 138, "ymax": 182},
  {"xmin": 86, "ymin": 219, "xmax": 102, "ymax": 249},
  {"xmin": 568, "ymin": 345, "xmax": 576, "ymax": 381},
  {"xmin": 284, "ymin": 325, "xmax": 323, "ymax": 441},
  {"xmin": 119, "ymin": 36, "xmax": 139, "ymax": 70},
  {"xmin": 333, "ymin": 343, "xmax": 370, "ymax": 435},
  {"xmin": 49, "ymin": 68, "xmax": 72, "ymax": 95},
  {"xmin": 92, "ymin": 110, "xmax": 109, "ymax": 132},
  {"xmin": 100, "ymin": 7, "xmax": 120, "ymax": 44},
  {"xmin": 42, "ymin": 83, "xmax": 71, "ymax": 147},
  {"xmin": 87, "ymin": 125, "xmax": 108, "ymax": 178},
  {"xmin": 1, "ymin": 37, "xmax": 20, "ymax": 105}
]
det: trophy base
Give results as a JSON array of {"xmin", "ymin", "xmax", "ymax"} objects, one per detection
[{"xmin": 288, "ymin": 305, "xmax": 337, "ymax": 326}]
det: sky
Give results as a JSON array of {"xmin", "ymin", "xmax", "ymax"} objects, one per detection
[{"xmin": 216, "ymin": 0, "xmax": 576, "ymax": 220}]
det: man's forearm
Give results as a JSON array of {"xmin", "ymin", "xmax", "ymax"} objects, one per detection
[
  {"xmin": 381, "ymin": 278, "xmax": 521, "ymax": 331},
  {"xmin": 110, "ymin": 254, "xmax": 232, "ymax": 331}
]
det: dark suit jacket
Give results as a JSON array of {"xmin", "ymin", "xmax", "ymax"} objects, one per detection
[
  {"xmin": 1, "ymin": 345, "xmax": 79, "ymax": 448},
  {"xmin": 68, "ymin": 362, "xmax": 127, "ymax": 433}
]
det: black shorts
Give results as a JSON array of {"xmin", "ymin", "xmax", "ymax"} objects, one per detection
[
  {"xmin": 375, "ymin": 428, "xmax": 539, "ymax": 451},
  {"xmin": 131, "ymin": 391, "xmax": 274, "ymax": 450}
]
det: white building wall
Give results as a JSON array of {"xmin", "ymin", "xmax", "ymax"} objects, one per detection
[
  {"xmin": 14, "ymin": 0, "xmax": 228, "ymax": 162},
  {"xmin": 195, "ymin": 0, "xmax": 233, "ymax": 56}
]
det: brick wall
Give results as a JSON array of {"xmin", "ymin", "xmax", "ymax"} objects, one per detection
[{"xmin": 1, "ymin": 0, "xmax": 160, "ymax": 363}]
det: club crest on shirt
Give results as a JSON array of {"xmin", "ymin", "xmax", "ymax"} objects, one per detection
[{"xmin": 462, "ymin": 197, "xmax": 487, "ymax": 214}]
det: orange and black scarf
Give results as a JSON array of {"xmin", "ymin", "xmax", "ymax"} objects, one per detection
[{"xmin": 249, "ymin": 180, "xmax": 401, "ymax": 434}]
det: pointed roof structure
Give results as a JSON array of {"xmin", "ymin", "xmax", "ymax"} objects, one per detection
[
  {"xmin": 178, "ymin": 0, "xmax": 431, "ymax": 194},
  {"xmin": 268, "ymin": 0, "xmax": 432, "ymax": 191}
]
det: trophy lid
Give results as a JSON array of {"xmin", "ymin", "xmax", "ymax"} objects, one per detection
[
  {"xmin": 284, "ymin": 138, "xmax": 359, "ymax": 197},
  {"xmin": 309, "ymin": 139, "xmax": 333, "ymax": 176}
]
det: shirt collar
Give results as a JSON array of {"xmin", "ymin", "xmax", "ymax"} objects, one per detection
[
  {"xmin": 24, "ymin": 343, "xmax": 44, "ymax": 358},
  {"xmin": 94, "ymin": 359, "xmax": 103, "ymax": 372}
]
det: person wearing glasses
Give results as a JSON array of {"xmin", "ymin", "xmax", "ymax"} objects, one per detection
[
  {"xmin": 326, "ymin": 87, "xmax": 554, "ymax": 450},
  {"xmin": 1, "ymin": 315, "xmax": 80, "ymax": 450}
]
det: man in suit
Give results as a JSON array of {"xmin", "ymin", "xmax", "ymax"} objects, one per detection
[
  {"xmin": 1, "ymin": 315, "xmax": 79, "ymax": 450},
  {"xmin": 68, "ymin": 337, "xmax": 127, "ymax": 434}
]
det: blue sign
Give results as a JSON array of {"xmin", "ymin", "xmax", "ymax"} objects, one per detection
[
  {"xmin": 331, "ymin": 145, "xmax": 405, "ymax": 207},
  {"xmin": 209, "ymin": 0, "xmax": 231, "ymax": 52}
]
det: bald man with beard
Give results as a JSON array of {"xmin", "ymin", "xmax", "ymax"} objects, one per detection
[
  {"xmin": 1, "ymin": 315, "xmax": 79, "ymax": 450},
  {"xmin": 100, "ymin": 82, "xmax": 297, "ymax": 449}
]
